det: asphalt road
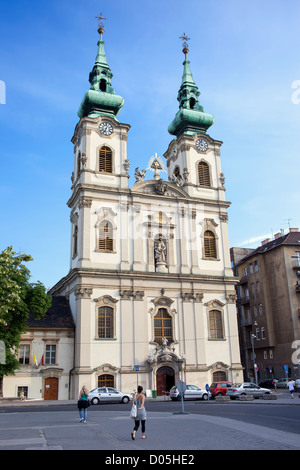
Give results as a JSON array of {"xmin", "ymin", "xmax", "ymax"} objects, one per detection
[{"xmin": 0, "ymin": 397, "xmax": 300, "ymax": 453}]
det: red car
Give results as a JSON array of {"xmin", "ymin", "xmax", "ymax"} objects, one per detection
[{"xmin": 209, "ymin": 381, "xmax": 233, "ymax": 397}]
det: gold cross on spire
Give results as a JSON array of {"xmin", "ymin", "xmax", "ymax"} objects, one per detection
[
  {"xmin": 179, "ymin": 33, "xmax": 190, "ymax": 58},
  {"xmin": 96, "ymin": 12, "xmax": 106, "ymax": 37}
]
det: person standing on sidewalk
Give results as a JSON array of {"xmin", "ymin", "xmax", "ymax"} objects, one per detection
[
  {"xmin": 78, "ymin": 386, "xmax": 89, "ymax": 422},
  {"xmin": 131, "ymin": 386, "xmax": 147, "ymax": 440},
  {"xmin": 287, "ymin": 379, "xmax": 295, "ymax": 399}
]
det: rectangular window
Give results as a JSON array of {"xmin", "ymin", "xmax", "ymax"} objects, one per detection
[
  {"xmin": 261, "ymin": 327, "xmax": 266, "ymax": 339},
  {"xmin": 256, "ymin": 328, "xmax": 260, "ymax": 340},
  {"xmin": 19, "ymin": 344, "xmax": 30, "ymax": 365},
  {"xmin": 98, "ymin": 306, "xmax": 114, "ymax": 339},
  {"xmin": 209, "ymin": 311, "xmax": 224, "ymax": 339},
  {"xmin": 45, "ymin": 345, "xmax": 56, "ymax": 365},
  {"xmin": 264, "ymin": 350, "xmax": 267, "ymax": 359},
  {"xmin": 17, "ymin": 386, "xmax": 28, "ymax": 399}
]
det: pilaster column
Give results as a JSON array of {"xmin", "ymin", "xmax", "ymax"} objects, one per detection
[
  {"xmin": 78, "ymin": 197, "xmax": 92, "ymax": 267},
  {"xmin": 74, "ymin": 286, "xmax": 93, "ymax": 374}
]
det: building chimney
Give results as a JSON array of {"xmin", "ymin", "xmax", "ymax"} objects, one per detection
[
  {"xmin": 261, "ymin": 238, "xmax": 271, "ymax": 246},
  {"xmin": 289, "ymin": 228, "xmax": 299, "ymax": 233},
  {"xmin": 274, "ymin": 233, "xmax": 282, "ymax": 240}
]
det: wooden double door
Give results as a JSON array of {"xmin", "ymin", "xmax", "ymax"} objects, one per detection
[
  {"xmin": 156, "ymin": 366, "xmax": 175, "ymax": 396},
  {"xmin": 44, "ymin": 377, "xmax": 58, "ymax": 400}
]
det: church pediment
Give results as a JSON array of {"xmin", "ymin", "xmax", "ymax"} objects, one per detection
[{"xmin": 131, "ymin": 179, "xmax": 188, "ymax": 198}]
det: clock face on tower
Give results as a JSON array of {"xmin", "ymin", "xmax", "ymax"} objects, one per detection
[
  {"xmin": 99, "ymin": 121, "xmax": 114, "ymax": 136},
  {"xmin": 196, "ymin": 138, "xmax": 208, "ymax": 152}
]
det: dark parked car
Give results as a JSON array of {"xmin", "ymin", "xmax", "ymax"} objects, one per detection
[
  {"xmin": 258, "ymin": 379, "xmax": 278, "ymax": 389},
  {"xmin": 209, "ymin": 382, "xmax": 233, "ymax": 397}
]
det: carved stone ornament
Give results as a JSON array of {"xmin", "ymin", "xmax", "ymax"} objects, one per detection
[
  {"xmin": 120, "ymin": 290, "xmax": 144, "ymax": 300},
  {"xmin": 79, "ymin": 197, "xmax": 92, "ymax": 209},
  {"xmin": 75, "ymin": 286, "xmax": 93, "ymax": 299},
  {"xmin": 134, "ymin": 167, "xmax": 146, "ymax": 182}
]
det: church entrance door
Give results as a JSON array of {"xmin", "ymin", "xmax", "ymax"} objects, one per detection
[{"xmin": 156, "ymin": 366, "xmax": 175, "ymax": 396}]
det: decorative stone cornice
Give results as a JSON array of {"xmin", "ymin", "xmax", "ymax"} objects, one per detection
[
  {"xmin": 181, "ymin": 291, "xmax": 203, "ymax": 302},
  {"xmin": 120, "ymin": 289, "xmax": 144, "ymax": 300}
]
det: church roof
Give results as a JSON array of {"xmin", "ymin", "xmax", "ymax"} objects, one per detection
[
  {"xmin": 27, "ymin": 296, "xmax": 75, "ymax": 329},
  {"xmin": 236, "ymin": 230, "xmax": 300, "ymax": 266}
]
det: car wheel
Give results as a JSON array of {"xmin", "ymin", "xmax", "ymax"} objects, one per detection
[
  {"xmin": 122, "ymin": 396, "xmax": 130, "ymax": 404},
  {"xmin": 202, "ymin": 393, "xmax": 208, "ymax": 401},
  {"xmin": 216, "ymin": 392, "xmax": 223, "ymax": 396},
  {"xmin": 91, "ymin": 397, "xmax": 99, "ymax": 405}
]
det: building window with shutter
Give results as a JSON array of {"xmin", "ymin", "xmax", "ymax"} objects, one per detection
[
  {"xmin": 208, "ymin": 310, "xmax": 224, "ymax": 339},
  {"xmin": 99, "ymin": 146, "xmax": 112, "ymax": 173},
  {"xmin": 204, "ymin": 230, "xmax": 217, "ymax": 259},
  {"xmin": 198, "ymin": 161, "xmax": 210, "ymax": 187},
  {"xmin": 98, "ymin": 221, "xmax": 113, "ymax": 251}
]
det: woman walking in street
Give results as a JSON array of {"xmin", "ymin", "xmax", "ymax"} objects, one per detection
[
  {"xmin": 131, "ymin": 385, "xmax": 147, "ymax": 440},
  {"xmin": 78, "ymin": 385, "xmax": 89, "ymax": 422}
]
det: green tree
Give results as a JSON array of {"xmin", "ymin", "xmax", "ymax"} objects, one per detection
[{"xmin": 0, "ymin": 246, "xmax": 51, "ymax": 396}]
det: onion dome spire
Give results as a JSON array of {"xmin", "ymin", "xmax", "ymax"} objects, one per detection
[
  {"xmin": 77, "ymin": 14, "xmax": 124, "ymax": 120},
  {"xmin": 168, "ymin": 34, "xmax": 214, "ymax": 137}
]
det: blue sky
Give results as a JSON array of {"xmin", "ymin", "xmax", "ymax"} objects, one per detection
[{"xmin": 1, "ymin": 0, "xmax": 300, "ymax": 288}]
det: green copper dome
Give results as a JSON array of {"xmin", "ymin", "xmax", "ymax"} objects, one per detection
[
  {"xmin": 168, "ymin": 39, "xmax": 214, "ymax": 136},
  {"xmin": 78, "ymin": 21, "xmax": 124, "ymax": 120}
]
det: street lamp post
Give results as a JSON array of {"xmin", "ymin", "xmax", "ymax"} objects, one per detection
[{"xmin": 251, "ymin": 321, "xmax": 258, "ymax": 384}]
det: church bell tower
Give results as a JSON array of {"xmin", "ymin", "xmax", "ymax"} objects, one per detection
[{"xmin": 69, "ymin": 15, "xmax": 130, "ymax": 271}]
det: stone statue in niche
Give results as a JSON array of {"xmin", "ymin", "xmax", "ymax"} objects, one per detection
[{"xmin": 154, "ymin": 236, "xmax": 167, "ymax": 267}]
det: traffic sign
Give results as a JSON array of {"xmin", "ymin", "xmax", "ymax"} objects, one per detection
[{"xmin": 177, "ymin": 380, "xmax": 187, "ymax": 393}]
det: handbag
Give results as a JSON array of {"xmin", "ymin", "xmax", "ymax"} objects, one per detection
[
  {"xmin": 78, "ymin": 399, "xmax": 90, "ymax": 409},
  {"xmin": 130, "ymin": 403, "xmax": 137, "ymax": 419}
]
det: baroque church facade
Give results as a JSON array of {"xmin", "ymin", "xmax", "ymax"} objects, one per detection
[{"xmin": 50, "ymin": 21, "xmax": 243, "ymax": 398}]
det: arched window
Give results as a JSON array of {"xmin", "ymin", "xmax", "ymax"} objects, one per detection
[
  {"xmin": 98, "ymin": 374, "xmax": 114, "ymax": 387},
  {"xmin": 198, "ymin": 161, "xmax": 210, "ymax": 187},
  {"xmin": 204, "ymin": 230, "xmax": 217, "ymax": 259},
  {"xmin": 99, "ymin": 146, "xmax": 112, "ymax": 173},
  {"xmin": 98, "ymin": 221, "xmax": 113, "ymax": 251},
  {"xmin": 209, "ymin": 310, "xmax": 224, "ymax": 339},
  {"xmin": 98, "ymin": 306, "xmax": 114, "ymax": 339},
  {"xmin": 154, "ymin": 308, "xmax": 173, "ymax": 345},
  {"xmin": 100, "ymin": 79, "xmax": 107, "ymax": 92}
]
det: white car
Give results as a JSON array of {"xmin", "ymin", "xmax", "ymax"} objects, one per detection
[
  {"xmin": 227, "ymin": 382, "xmax": 273, "ymax": 399},
  {"xmin": 88, "ymin": 387, "xmax": 132, "ymax": 405},
  {"xmin": 170, "ymin": 384, "xmax": 210, "ymax": 401}
]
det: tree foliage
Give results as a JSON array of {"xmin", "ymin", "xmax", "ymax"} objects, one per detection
[{"xmin": 0, "ymin": 246, "xmax": 52, "ymax": 380}]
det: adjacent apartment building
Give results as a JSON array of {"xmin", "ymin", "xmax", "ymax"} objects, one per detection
[{"xmin": 231, "ymin": 228, "xmax": 300, "ymax": 382}]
